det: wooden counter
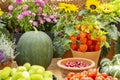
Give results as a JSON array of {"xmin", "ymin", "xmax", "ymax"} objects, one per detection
[{"xmin": 47, "ymin": 58, "xmax": 62, "ymax": 80}]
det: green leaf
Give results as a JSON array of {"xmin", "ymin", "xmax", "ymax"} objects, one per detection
[
  {"xmin": 78, "ymin": 9, "xmax": 89, "ymax": 16},
  {"xmin": 106, "ymin": 25, "xmax": 119, "ymax": 40}
]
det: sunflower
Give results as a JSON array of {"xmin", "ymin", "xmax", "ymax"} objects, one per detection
[
  {"xmin": 58, "ymin": 3, "xmax": 78, "ymax": 13},
  {"xmin": 99, "ymin": 3, "xmax": 114, "ymax": 13},
  {"xmin": 0, "ymin": 8, "xmax": 3, "ymax": 16},
  {"xmin": 86, "ymin": 0, "xmax": 100, "ymax": 12}
]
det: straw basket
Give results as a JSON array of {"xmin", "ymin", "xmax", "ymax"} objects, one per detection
[
  {"xmin": 71, "ymin": 49, "xmax": 101, "ymax": 68},
  {"xmin": 57, "ymin": 0, "xmax": 110, "ymax": 10},
  {"xmin": 0, "ymin": 0, "xmax": 12, "ymax": 12}
]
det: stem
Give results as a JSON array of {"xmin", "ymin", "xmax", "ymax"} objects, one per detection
[{"xmin": 33, "ymin": 27, "xmax": 38, "ymax": 33}]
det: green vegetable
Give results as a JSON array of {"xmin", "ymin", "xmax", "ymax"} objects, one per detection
[{"xmin": 15, "ymin": 31, "xmax": 53, "ymax": 68}]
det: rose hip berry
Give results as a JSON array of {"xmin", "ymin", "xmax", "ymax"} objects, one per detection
[{"xmin": 64, "ymin": 61, "xmax": 91, "ymax": 68}]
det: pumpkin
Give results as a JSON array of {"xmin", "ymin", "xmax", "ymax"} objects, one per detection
[{"xmin": 15, "ymin": 31, "xmax": 53, "ymax": 68}]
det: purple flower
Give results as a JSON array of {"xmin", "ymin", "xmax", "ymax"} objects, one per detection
[
  {"xmin": 22, "ymin": 10, "xmax": 31, "ymax": 16},
  {"xmin": 32, "ymin": 21, "xmax": 38, "ymax": 26},
  {"xmin": 15, "ymin": 0, "xmax": 22, "ymax": 4},
  {"xmin": 17, "ymin": 14, "xmax": 23, "ymax": 20},
  {"xmin": 8, "ymin": 5, "xmax": 13, "ymax": 11},
  {"xmin": 7, "ymin": 13, "xmax": 12, "ymax": 17},
  {"xmin": 22, "ymin": 5, "xmax": 28, "ymax": 10},
  {"xmin": 46, "ymin": 17, "xmax": 51, "ymax": 22},
  {"xmin": 34, "ymin": 0, "xmax": 45, "ymax": 7},
  {"xmin": 38, "ymin": 7, "xmax": 42, "ymax": 13},
  {"xmin": 0, "ymin": 50, "xmax": 4, "ymax": 61},
  {"xmin": 39, "ymin": 19, "xmax": 44, "ymax": 24}
]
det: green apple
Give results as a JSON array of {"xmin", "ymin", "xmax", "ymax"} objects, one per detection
[
  {"xmin": 0, "ymin": 67, "xmax": 11, "ymax": 79},
  {"xmin": 5, "ymin": 77, "xmax": 12, "ymax": 80},
  {"xmin": 29, "ymin": 69, "xmax": 36, "ymax": 75},
  {"xmin": 30, "ymin": 65, "xmax": 45, "ymax": 71},
  {"xmin": 23, "ymin": 63, "xmax": 31, "ymax": 71},
  {"xmin": 22, "ymin": 71, "xmax": 30, "ymax": 80},
  {"xmin": 11, "ymin": 68, "xmax": 17, "ymax": 76},
  {"xmin": 44, "ymin": 77, "xmax": 53, "ymax": 80},
  {"xmin": 44, "ymin": 71, "xmax": 53, "ymax": 78},
  {"xmin": 36, "ymin": 68, "xmax": 45, "ymax": 75},
  {"xmin": 30, "ymin": 74, "xmax": 43, "ymax": 80},
  {"xmin": 12, "ymin": 72, "xmax": 23, "ymax": 80},
  {"xmin": 17, "ymin": 66, "xmax": 27, "ymax": 72}
]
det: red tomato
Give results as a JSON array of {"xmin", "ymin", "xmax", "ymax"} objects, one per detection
[
  {"xmin": 79, "ymin": 32, "xmax": 87, "ymax": 38},
  {"xmin": 88, "ymin": 45, "xmax": 94, "ymax": 51},
  {"xmin": 70, "ymin": 43, "xmax": 78, "ymax": 50},
  {"xmin": 87, "ymin": 40, "xmax": 92, "ymax": 46},
  {"xmin": 80, "ymin": 37, "xmax": 87, "ymax": 44},
  {"xmin": 81, "ymin": 76, "xmax": 94, "ymax": 80},
  {"xmin": 87, "ymin": 69, "xmax": 98, "ymax": 79},
  {"xmin": 79, "ymin": 44, "xmax": 88, "ymax": 52},
  {"xmin": 101, "ymin": 73, "xmax": 108, "ymax": 78},
  {"xmin": 69, "ymin": 35, "xmax": 77, "ymax": 42},
  {"xmin": 95, "ymin": 76, "xmax": 105, "ymax": 80}
]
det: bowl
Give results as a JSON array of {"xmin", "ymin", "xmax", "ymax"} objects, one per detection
[{"xmin": 57, "ymin": 58, "xmax": 95, "ymax": 78}]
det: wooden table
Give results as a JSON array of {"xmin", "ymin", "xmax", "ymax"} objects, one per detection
[{"xmin": 47, "ymin": 58, "xmax": 62, "ymax": 80}]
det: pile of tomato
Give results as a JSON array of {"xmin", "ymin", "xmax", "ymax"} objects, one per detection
[
  {"xmin": 69, "ymin": 24, "xmax": 107, "ymax": 52},
  {"xmin": 63, "ymin": 69, "xmax": 118, "ymax": 80}
]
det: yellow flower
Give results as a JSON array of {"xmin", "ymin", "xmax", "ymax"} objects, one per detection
[
  {"xmin": 86, "ymin": 0, "xmax": 100, "ymax": 12},
  {"xmin": 58, "ymin": 3, "xmax": 78, "ymax": 13},
  {"xmin": 99, "ymin": 3, "xmax": 114, "ymax": 13},
  {"xmin": 0, "ymin": 8, "xmax": 3, "ymax": 16}
]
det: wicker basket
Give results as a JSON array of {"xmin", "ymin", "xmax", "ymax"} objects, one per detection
[
  {"xmin": 0, "ymin": 0, "xmax": 12, "ymax": 12},
  {"xmin": 57, "ymin": 0, "xmax": 110, "ymax": 10}
]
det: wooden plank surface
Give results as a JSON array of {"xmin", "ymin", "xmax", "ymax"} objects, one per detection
[{"xmin": 47, "ymin": 58, "xmax": 62, "ymax": 80}]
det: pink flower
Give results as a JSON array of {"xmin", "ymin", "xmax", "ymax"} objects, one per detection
[
  {"xmin": 15, "ymin": 0, "xmax": 22, "ymax": 4},
  {"xmin": 22, "ymin": 10, "xmax": 31, "ymax": 16},
  {"xmin": 8, "ymin": 5, "xmax": 13, "ymax": 11},
  {"xmin": 17, "ymin": 14, "xmax": 23, "ymax": 20},
  {"xmin": 40, "ymin": 19, "xmax": 44, "ymax": 24},
  {"xmin": 32, "ymin": 21, "xmax": 38, "ymax": 26},
  {"xmin": 46, "ymin": 17, "xmax": 51, "ymax": 22},
  {"xmin": 7, "ymin": 13, "xmax": 12, "ymax": 17},
  {"xmin": 53, "ymin": 18, "xmax": 58, "ymax": 23},
  {"xmin": 34, "ymin": 0, "xmax": 45, "ymax": 7},
  {"xmin": 38, "ymin": 7, "xmax": 42, "ymax": 13},
  {"xmin": 22, "ymin": 5, "xmax": 28, "ymax": 10}
]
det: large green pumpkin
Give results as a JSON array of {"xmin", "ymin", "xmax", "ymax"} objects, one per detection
[{"xmin": 15, "ymin": 31, "xmax": 53, "ymax": 68}]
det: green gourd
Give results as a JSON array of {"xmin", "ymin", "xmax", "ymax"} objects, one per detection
[{"xmin": 15, "ymin": 31, "xmax": 53, "ymax": 68}]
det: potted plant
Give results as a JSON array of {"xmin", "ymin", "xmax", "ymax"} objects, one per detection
[
  {"xmin": 68, "ymin": 15, "xmax": 109, "ymax": 68},
  {"xmin": 52, "ymin": 2, "xmax": 79, "ymax": 57},
  {"xmin": 0, "ymin": 34, "xmax": 17, "ymax": 69},
  {"xmin": 2, "ymin": 0, "xmax": 57, "ymax": 42},
  {"xmin": 78, "ymin": 0, "xmax": 120, "ymax": 59}
]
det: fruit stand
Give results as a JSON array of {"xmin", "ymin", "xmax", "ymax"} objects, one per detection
[{"xmin": 0, "ymin": 0, "xmax": 120, "ymax": 80}]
